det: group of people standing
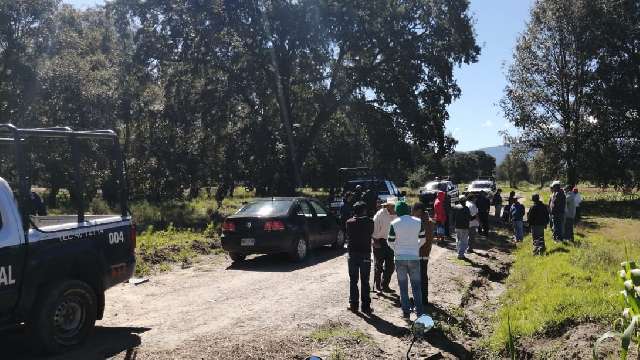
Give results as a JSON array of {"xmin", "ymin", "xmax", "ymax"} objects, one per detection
[
  {"xmin": 345, "ymin": 197, "xmax": 432, "ymax": 321},
  {"xmin": 341, "ymin": 180, "xmax": 583, "ymax": 321}
]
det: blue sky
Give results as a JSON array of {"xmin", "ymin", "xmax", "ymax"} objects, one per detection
[{"xmin": 64, "ymin": 0, "xmax": 533, "ymax": 152}]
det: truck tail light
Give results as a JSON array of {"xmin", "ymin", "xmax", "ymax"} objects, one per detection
[
  {"xmin": 222, "ymin": 220, "xmax": 236, "ymax": 232},
  {"xmin": 264, "ymin": 220, "xmax": 285, "ymax": 231},
  {"xmin": 131, "ymin": 224, "xmax": 137, "ymax": 251}
]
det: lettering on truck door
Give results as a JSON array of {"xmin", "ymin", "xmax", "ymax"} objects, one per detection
[{"xmin": 0, "ymin": 183, "xmax": 25, "ymax": 317}]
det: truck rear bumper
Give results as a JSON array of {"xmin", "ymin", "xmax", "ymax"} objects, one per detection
[{"xmin": 104, "ymin": 258, "xmax": 136, "ymax": 289}]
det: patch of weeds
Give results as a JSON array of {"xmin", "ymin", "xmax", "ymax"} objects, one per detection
[
  {"xmin": 489, "ymin": 217, "xmax": 640, "ymax": 352},
  {"xmin": 135, "ymin": 224, "xmax": 223, "ymax": 275},
  {"xmin": 309, "ymin": 321, "xmax": 372, "ymax": 344}
]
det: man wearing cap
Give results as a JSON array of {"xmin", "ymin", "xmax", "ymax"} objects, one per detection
[
  {"xmin": 453, "ymin": 195, "xmax": 472, "ymax": 259},
  {"xmin": 388, "ymin": 201, "xmax": 426, "ymax": 320},
  {"xmin": 372, "ymin": 198, "xmax": 397, "ymax": 292},
  {"xmin": 345, "ymin": 201, "xmax": 375, "ymax": 314},
  {"xmin": 511, "ymin": 195, "xmax": 525, "ymax": 242},
  {"xmin": 527, "ymin": 193, "xmax": 549, "ymax": 255},
  {"xmin": 549, "ymin": 181, "xmax": 565, "ymax": 242},
  {"xmin": 564, "ymin": 185, "xmax": 577, "ymax": 241}
]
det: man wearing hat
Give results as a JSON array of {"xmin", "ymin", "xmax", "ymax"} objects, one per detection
[
  {"xmin": 549, "ymin": 181, "xmax": 566, "ymax": 241},
  {"xmin": 345, "ymin": 201, "xmax": 375, "ymax": 314},
  {"xmin": 372, "ymin": 197, "xmax": 398, "ymax": 292}
]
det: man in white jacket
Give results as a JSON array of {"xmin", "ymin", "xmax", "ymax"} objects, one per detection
[
  {"xmin": 388, "ymin": 201, "xmax": 425, "ymax": 320},
  {"xmin": 372, "ymin": 198, "xmax": 397, "ymax": 292}
]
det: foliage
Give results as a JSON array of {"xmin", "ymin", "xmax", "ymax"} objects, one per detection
[
  {"xmin": 503, "ymin": 0, "xmax": 640, "ymax": 188},
  {"xmin": 593, "ymin": 259, "xmax": 640, "ymax": 359},
  {"xmin": 496, "ymin": 153, "xmax": 529, "ymax": 188}
]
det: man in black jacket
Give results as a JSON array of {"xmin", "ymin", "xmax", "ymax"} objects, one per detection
[
  {"xmin": 549, "ymin": 181, "xmax": 566, "ymax": 242},
  {"xmin": 527, "ymin": 193, "xmax": 549, "ymax": 255},
  {"xmin": 476, "ymin": 193, "xmax": 491, "ymax": 236},
  {"xmin": 345, "ymin": 202, "xmax": 374, "ymax": 314}
]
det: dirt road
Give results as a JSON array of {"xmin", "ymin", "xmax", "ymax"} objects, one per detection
[{"xmin": 2, "ymin": 231, "xmax": 513, "ymax": 360}]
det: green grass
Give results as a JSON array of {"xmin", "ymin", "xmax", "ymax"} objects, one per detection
[
  {"xmin": 309, "ymin": 321, "xmax": 372, "ymax": 344},
  {"xmin": 488, "ymin": 217, "xmax": 640, "ymax": 353}
]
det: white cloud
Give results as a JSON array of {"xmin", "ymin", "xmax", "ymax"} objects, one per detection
[{"xmin": 481, "ymin": 120, "xmax": 494, "ymax": 128}]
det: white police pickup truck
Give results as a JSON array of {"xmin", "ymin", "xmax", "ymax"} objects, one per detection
[{"xmin": 0, "ymin": 124, "xmax": 135, "ymax": 354}]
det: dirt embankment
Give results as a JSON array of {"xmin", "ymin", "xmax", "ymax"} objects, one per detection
[{"xmin": 2, "ymin": 229, "xmax": 516, "ymax": 360}]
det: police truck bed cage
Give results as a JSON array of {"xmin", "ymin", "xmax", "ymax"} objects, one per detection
[{"xmin": 0, "ymin": 123, "xmax": 128, "ymax": 227}]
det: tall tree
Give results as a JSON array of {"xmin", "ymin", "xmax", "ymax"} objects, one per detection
[{"xmin": 502, "ymin": 0, "xmax": 600, "ymax": 186}]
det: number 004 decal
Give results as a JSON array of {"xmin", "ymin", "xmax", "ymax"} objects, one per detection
[{"xmin": 108, "ymin": 231, "xmax": 125, "ymax": 244}]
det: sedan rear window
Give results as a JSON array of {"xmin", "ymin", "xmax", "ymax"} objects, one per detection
[{"xmin": 237, "ymin": 200, "xmax": 293, "ymax": 217}]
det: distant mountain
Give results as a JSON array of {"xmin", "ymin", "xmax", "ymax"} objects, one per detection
[{"xmin": 476, "ymin": 145, "xmax": 511, "ymax": 165}]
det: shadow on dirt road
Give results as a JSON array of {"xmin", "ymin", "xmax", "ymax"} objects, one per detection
[
  {"xmin": 0, "ymin": 325, "xmax": 149, "ymax": 360},
  {"xmin": 225, "ymin": 247, "xmax": 345, "ymax": 272}
]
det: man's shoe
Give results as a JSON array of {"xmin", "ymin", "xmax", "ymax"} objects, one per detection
[
  {"xmin": 381, "ymin": 286, "xmax": 395, "ymax": 293},
  {"xmin": 361, "ymin": 307, "xmax": 374, "ymax": 315},
  {"xmin": 348, "ymin": 304, "xmax": 359, "ymax": 313},
  {"xmin": 402, "ymin": 312, "xmax": 411, "ymax": 321},
  {"xmin": 457, "ymin": 255, "xmax": 466, "ymax": 260}
]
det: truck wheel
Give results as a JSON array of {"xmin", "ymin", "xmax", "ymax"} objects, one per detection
[
  {"xmin": 30, "ymin": 279, "xmax": 97, "ymax": 354},
  {"xmin": 289, "ymin": 236, "xmax": 308, "ymax": 262},
  {"xmin": 229, "ymin": 252, "xmax": 246, "ymax": 262}
]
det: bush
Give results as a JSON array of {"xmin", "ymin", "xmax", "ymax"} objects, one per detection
[{"xmin": 89, "ymin": 197, "xmax": 111, "ymax": 214}]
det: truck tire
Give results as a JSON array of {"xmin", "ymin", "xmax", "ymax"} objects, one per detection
[
  {"xmin": 229, "ymin": 252, "xmax": 246, "ymax": 262},
  {"xmin": 30, "ymin": 279, "xmax": 97, "ymax": 354}
]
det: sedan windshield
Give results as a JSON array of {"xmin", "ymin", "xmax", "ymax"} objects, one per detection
[
  {"xmin": 470, "ymin": 182, "xmax": 492, "ymax": 189},
  {"xmin": 236, "ymin": 200, "xmax": 293, "ymax": 217}
]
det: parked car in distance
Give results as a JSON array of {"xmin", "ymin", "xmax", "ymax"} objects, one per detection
[
  {"xmin": 221, "ymin": 197, "xmax": 344, "ymax": 262},
  {"xmin": 465, "ymin": 179, "xmax": 497, "ymax": 198},
  {"xmin": 418, "ymin": 179, "xmax": 460, "ymax": 209}
]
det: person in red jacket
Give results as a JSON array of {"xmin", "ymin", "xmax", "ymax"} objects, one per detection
[{"xmin": 433, "ymin": 191, "xmax": 447, "ymax": 244}]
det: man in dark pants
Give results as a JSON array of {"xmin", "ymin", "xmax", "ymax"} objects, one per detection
[
  {"xmin": 372, "ymin": 198, "xmax": 397, "ymax": 292},
  {"xmin": 549, "ymin": 181, "xmax": 566, "ymax": 242},
  {"xmin": 527, "ymin": 193, "xmax": 549, "ymax": 255},
  {"xmin": 345, "ymin": 202, "xmax": 375, "ymax": 314},
  {"xmin": 476, "ymin": 193, "xmax": 491, "ymax": 236},
  {"xmin": 444, "ymin": 192, "xmax": 452, "ymax": 238},
  {"xmin": 412, "ymin": 202, "xmax": 434, "ymax": 306}
]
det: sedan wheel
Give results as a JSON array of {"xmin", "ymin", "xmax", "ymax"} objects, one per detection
[
  {"xmin": 289, "ymin": 237, "xmax": 308, "ymax": 262},
  {"xmin": 332, "ymin": 230, "xmax": 345, "ymax": 249}
]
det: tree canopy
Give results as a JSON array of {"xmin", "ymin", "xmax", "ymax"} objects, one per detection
[
  {"xmin": 503, "ymin": 0, "xmax": 640, "ymax": 189},
  {"xmin": 0, "ymin": 0, "xmax": 481, "ymax": 200}
]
